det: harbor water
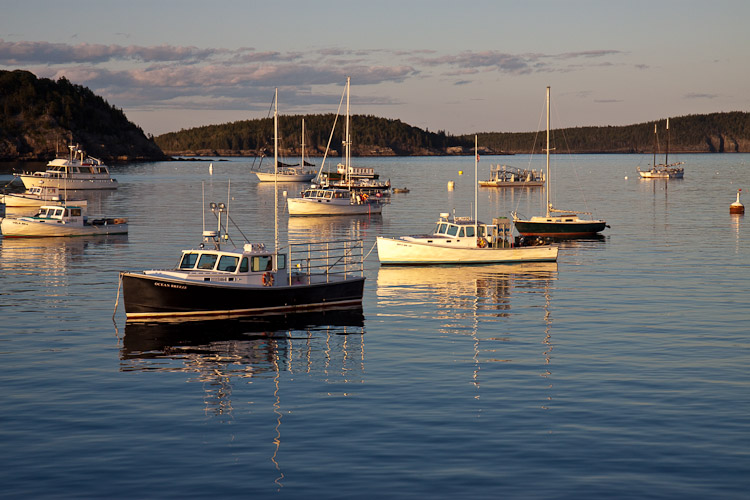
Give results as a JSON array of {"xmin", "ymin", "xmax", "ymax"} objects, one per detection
[{"xmin": 1, "ymin": 153, "xmax": 748, "ymax": 498}]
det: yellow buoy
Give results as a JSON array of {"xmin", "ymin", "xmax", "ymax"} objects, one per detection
[{"xmin": 458, "ymin": 170, "xmax": 463, "ymax": 175}]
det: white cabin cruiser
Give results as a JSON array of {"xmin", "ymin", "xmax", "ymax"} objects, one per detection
[{"xmin": 18, "ymin": 145, "xmax": 118, "ymax": 190}]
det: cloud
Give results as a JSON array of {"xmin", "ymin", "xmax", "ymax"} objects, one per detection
[
  {"xmin": 684, "ymin": 92, "xmax": 719, "ymax": 100},
  {"xmin": 0, "ymin": 38, "xmax": 219, "ymax": 64}
]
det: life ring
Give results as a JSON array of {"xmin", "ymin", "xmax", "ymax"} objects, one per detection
[
  {"xmin": 477, "ymin": 238, "xmax": 487, "ymax": 248},
  {"xmin": 262, "ymin": 272, "xmax": 274, "ymax": 286}
]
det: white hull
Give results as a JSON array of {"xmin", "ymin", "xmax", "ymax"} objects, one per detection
[
  {"xmin": 1, "ymin": 218, "xmax": 128, "ymax": 237},
  {"xmin": 376, "ymin": 236, "xmax": 558, "ymax": 265},
  {"xmin": 287, "ymin": 198, "xmax": 382, "ymax": 216},
  {"xmin": 255, "ymin": 172, "xmax": 316, "ymax": 182},
  {"xmin": 478, "ymin": 180, "xmax": 544, "ymax": 188},
  {"xmin": 0, "ymin": 193, "xmax": 87, "ymax": 207},
  {"xmin": 637, "ymin": 169, "xmax": 684, "ymax": 179},
  {"xmin": 19, "ymin": 175, "xmax": 119, "ymax": 190}
]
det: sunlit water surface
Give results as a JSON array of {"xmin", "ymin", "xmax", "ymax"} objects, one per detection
[{"xmin": 1, "ymin": 154, "xmax": 748, "ymax": 498}]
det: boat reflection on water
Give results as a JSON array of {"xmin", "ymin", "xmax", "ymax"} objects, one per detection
[
  {"xmin": 377, "ymin": 263, "xmax": 557, "ymax": 404},
  {"xmin": 118, "ymin": 307, "xmax": 365, "ymax": 489},
  {"xmin": 376, "ymin": 262, "xmax": 558, "ymax": 318},
  {"xmin": 0, "ymin": 234, "xmax": 128, "ymax": 286},
  {"xmin": 287, "ymin": 212, "xmax": 382, "ymax": 242},
  {"xmin": 119, "ymin": 307, "xmax": 366, "ymax": 410}
]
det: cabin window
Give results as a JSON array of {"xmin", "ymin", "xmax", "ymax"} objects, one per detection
[
  {"xmin": 277, "ymin": 254, "xmax": 286, "ymax": 269},
  {"xmin": 325, "ymin": 191, "xmax": 333, "ymax": 199},
  {"xmin": 217, "ymin": 255, "xmax": 239, "ymax": 272},
  {"xmin": 54, "ymin": 209, "xmax": 64, "ymax": 217},
  {"xmin": 252, "ymin": 255, "xmax": 274, "ymax": 272},
  {"xmin": 239, "ymin": 257, "xmax": 249, "ymax": 273},
  {"xmin": 179, "ymin": 253, "xmax": 198, "ymax": 269},
  {"xmin": 446, "ymin": 225, "xmax": 458, "ymax": 237},
  {"xmin": 70, "ymin": 208, "xmax": 82, "ymax": 217},
  {"xmin": 197, "ymin": 253, "xmax": 218, "ymax": 270},
  {"xmin": 478, "ymin": 226, "xmax": 485, "ymax": 237},
  {"xmin": 458, "ymin": 227, "xmax": 465, "ymax": 237},
  {"xmin": 437, "ymin": 223, "xmax": 448, "ymax": 234},
  {"xmin": 465, "ymin": 226, "xmax": 475, "ymax": 237}
]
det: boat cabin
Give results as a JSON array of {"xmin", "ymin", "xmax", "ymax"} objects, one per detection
[
  {"xmin": 300, "ymin": 188, "xmax": 352, "ymax": 200},
  {"xmin": 150, "ymin": 244, "xmax": 290, "ymax": 286},
  {"xmin": 46, "ymin": 159, "xmax": 111, "ymax": 177},
  {"xmin": 33, "ymin": 205, "xmax": 85, "ymax": 222},
  {"xmin": 414, "ymin": 213, "xmax": 514, "ymax": 248}
]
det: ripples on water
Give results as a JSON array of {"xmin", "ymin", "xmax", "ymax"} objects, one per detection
[{"xmin": 1, "ymin": 155, "xmax": 748, "ymax": 498}]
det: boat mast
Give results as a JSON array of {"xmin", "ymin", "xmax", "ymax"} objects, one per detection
[
  {"xmin": 274, "ymin": 88, "xmax": 279, "ymax": 261},
  {"xmin": 665, "ymin": 117, "xmax": 670, "ymax": 166},
  {"xmin": 545, "ymin": 86, "xmax": 551, "ymax": 217},
  {"xmin": 474, "ymin": 134, "xmax": 478, "ymax": 229},
  {"xmin": 653, "ymin": 123, "xmax": 657, "ymax": 168},
  {"xmin": 345, "ymin": 76, "xmax": 351, "ymax": 189},
  {"xmin": 301, "ymin": 118, "xmax": 305, "ymax": 171}
]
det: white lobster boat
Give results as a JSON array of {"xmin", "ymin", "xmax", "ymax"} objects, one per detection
[
  {"xmin": 0, "ymin": 185, "xmax": 87, "ymax": 208},
  {"xmin": 377, "ymin": 136, "xmax": 558, "ymax": 265},
  {"xmin": 376, "ymin": 213, "xmax": 558, "ymax": 265},
  {"xmin": 0, "ymin": 204, "xmax": 127, "ymax": 238},
  {"xmin": 18, "ymin": 145, "xmax": 118, "ymax": 190}
]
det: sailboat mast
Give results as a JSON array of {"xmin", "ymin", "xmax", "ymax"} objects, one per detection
[
  {"xmin": 653, "ymin": 123, "xmax": 657, "ymax": 168},
  {"xmin": 665, "ymin": 117, "xmax": 670, "ymax": 166},
  {"xmin": 345, "ymin": 76, "xmax": 351, "ymax": 188},
  {"xmin": 474, "ymin": 135, "xmax": 478, "ymax": 227},
  {"xmin": 274, "ymin": 87, "xmax": 279, "ymax": 258},
  {"xmin": 545, "ymin": 86, "xmax": 551, "ymax": 217},
  {"xmin": 301, "ymin": 118, "xmax": 305, "ymax": 170}
]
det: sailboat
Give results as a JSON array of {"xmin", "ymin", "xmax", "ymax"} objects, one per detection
[
  {"xmin": 287, "ymin": 77, "xmax": 385, "ymax": 216},
  {"xmin": 512, "ymin": 87, "xmax": 608, "ymax": 238},
  {"xmin": 376, "ymin": 136, "xmax": 558, "ymax": 265},
  {"xmin": 255, "ymin": 118, "xmax": 316, "ymax": 182},
  {"xmin": 636, "ymin": 118, "xmax": 684, "ymax": 179},
  {"xmin": 119, "ymin": 89, "xmax": 365, "ymax": 321}
]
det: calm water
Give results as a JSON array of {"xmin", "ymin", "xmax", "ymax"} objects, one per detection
[{"xmin": 1, "ymin": 154, "xmax": 749, "ymax": 499}]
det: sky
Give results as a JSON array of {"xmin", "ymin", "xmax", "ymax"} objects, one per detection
[{"xmin": 1, "ymin": 0, "xmax": 748, "ymax": 137}]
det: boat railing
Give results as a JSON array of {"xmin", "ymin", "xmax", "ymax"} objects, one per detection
[{"xmin": 287, "ymin": 239, "xmax": 364, "ymax": 284}]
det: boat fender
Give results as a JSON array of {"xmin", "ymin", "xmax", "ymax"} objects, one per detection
[
  {"xmin": 262, "ymin": 272, "xmax": 274, "ymax": 286},
  {"xmin": 477, "ymin": 238, "xmax": 487, "ymax": 248}
]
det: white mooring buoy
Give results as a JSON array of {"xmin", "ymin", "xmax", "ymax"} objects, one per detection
[{"xmin": 729, "ymin": 188, "xmax": 744, "ymax": 214}]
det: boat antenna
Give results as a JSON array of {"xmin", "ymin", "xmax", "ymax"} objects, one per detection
[
  {"xmin": 226, "ymin": 179, "xmax": 231, "ymax": 244},
  {"xmin": 274, "ymin": 87, "xmax": 279, "ymax": 264}
]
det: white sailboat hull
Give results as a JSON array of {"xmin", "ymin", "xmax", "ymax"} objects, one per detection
[
  {"xmin": 287, "ymin": 198, "xmax": 382, "ymax": 216},
  {"xmin": 376, "ymin": 236, "xmax": 558, "ymax": 265},
  {"xmin": 255, "ymin": 172, "xmax": 316, "ymax": 182}
]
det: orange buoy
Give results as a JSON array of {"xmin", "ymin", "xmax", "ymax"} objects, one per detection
[{"xmin": 730, "ymin": 188, "xmax": 744, "ymax": 214}]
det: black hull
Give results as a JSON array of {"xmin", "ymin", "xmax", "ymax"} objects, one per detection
[
  {"xmin": 514, "ymin": 220, "xmax": 607, "ymax": 238},
  {"xmin": 121, "ymin": 272, "xmax": 365, "ymax": 321}
]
